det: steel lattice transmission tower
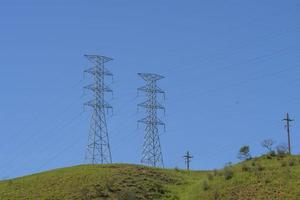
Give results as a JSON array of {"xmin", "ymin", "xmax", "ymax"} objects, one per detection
[
  {"xmin": 84, "ymin": 55, "xmax": 113, "ymax": 164},
  {"xmin": 138, "ymin": 73, "xmax": 166, "ymax": 168}
]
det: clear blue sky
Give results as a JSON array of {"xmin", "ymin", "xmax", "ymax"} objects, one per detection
[{"xmin": 0, "ymin": 0, "xmax": 299, "ymax": 178}]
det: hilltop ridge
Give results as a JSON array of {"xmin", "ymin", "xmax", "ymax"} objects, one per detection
[{"xmin": 1, "ymin": 155, "xmax": 300, "ymax": 199}]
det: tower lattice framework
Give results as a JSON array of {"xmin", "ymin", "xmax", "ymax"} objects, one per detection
[
  {"xmin": 138, "ymin": 73, "xmax": 166, "ymax": 168},
  {"xmin": 84, "ymin": 55, "xmax": 113, "ymax": 164}
]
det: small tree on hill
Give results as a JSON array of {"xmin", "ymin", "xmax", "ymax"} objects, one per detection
[
  {"xmin": 276, "ymin": 143, "xmax": 288, "ymax": 157},
  {"xmin": 223, "ymin": 164, "xmax": 234, "ymax": 180},
  {"xmin": 238, "ymin": 145, "xmax": 251, "ymax": 161},
  {"xmin": 261, "ymin": 139, "xmax": 275, "ymax": 153}
]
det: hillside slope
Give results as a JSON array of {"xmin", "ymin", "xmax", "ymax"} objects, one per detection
[
  {"xmin": 0, "ymin": 164, "xmax": 204, "ymax": 200},
  {"xmin": 194, "ymin": 155, "xmax": 300, "ymax": 199},
  {"xmin": 1, "ymin": 155, "xmax": 300, "ymax": 199}
]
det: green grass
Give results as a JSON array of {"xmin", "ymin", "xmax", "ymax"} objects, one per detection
[
  {"xmin": 1, "ymin": 155, "xmax": 300, "ymax": 199},
  {"xmin": 191, "ymin": 155, "xmax": 300, "ymax": 200}
]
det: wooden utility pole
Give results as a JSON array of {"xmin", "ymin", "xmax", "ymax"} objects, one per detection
[
  {"xmin": 183, "ymin": 151, "xmax": 193, "ymax": 170},
  {"xmin": 283, "ymin": 113, "xmax": 294, "ymax": 155}
]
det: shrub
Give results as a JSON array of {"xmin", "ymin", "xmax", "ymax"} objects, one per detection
[
  {"xmin": 288, "ymin": 158, "xmax": 296, "ymax": 166},
  {"xmin": 238, "ymin": 145, "xmax": 251, "ymax": 160},
  {"xmin": 213, "ymin": 169, "xmax": 218, "ymax": 176},
  {"xmin": 7, "ymin": 180, "xmax": 13, "ymax": 187},
  {"xmin": 241, "ymin": 164, "xmax": 250, "ymax": 172},
  {"xmin": 281, "ymin": 161, "xmax": 287, "ymax": 167},
  {"xmin": 276, "ymin": 144, "xmax": 289, "ymax": 157},
  {"xmin": 270, "ymin": 150, "xmax": 276, "ymax": 157},
  {"xmin": 80, "ymin": 188, "xmax": 91, "ymax": 200},
  {"xmin": 202, "ymin": 180, "xmax": 209, "ymax": 191},
  {"xmin": 117, "ymin": 190, "xmax": 137, "ymax": 200},
  {"xmin": 256, "ymin": 163, "xmax": 264, "ymax": 171},
  {"xmin": 213, "ymin": 189, "xmax": 220, "ymax": 200},
  {"xmin": 261, "ymin": 139, "xmax": 275, "ymax": 153},
  {"xmin": 207, "ymin": 173, "xmax": 214, "ymax": 181},
  {"xmin": 224, "ymin": 168, "xmax": 234, "ymax": 180},
  {"xmin": 94, "ymin": 185, "xmax": 109, "ymax": 198},
  {"xmin": 266, "ymin": 150, "xmax": 276, "ymax": 159},
  {"xmin": 264, "ymin": 178, "xmax": 271, "ymax": 184}
]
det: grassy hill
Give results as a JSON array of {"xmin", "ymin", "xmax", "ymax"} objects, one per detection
[{"xmin": 1, "ymin": 155, "xmax": 300, "ymax": 199}]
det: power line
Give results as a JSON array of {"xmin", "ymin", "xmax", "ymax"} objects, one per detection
[
  {"xmin": 34, "ymin": 120, "xmax": 87, "ymax": 173},
  {"xmin": 162, "ymin": 25, "xmax": 300, "ymax": 75},
  {"xmin": 137, "ymin": 73, "xmax": 166, "ymax": 168},
  {"xmin": 0, "ymin": 78, "xmax": 85, "ymax": 152},
  {"xmin": 1, "ymin": 109, "xmax": 86, "ymax": 177},
  {"xmin": 168, "ymin": 66, "xmax": 297, "ymax": 111},
  {"xmin": 0, "ymin": 92, "xmax": 85, "ymax": 171},
  {"xmin": 84, "ymin": 55, "xmax": 113, "ymax": 164},
  {"xmin": 169, "ymin": 47, "xmax": 294, "ymax": 96}
]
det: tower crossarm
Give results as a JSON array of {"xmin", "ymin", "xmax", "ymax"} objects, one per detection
[
  {"xmin": 138, "ymin": 85, "xmax": 165, "ymax": 94},
  {"xmin": 138, "ymin": 100, "xmax": 165, "ymax": 110},
  {"xmin": 84, "ymin": 84, "xmax": 113, "ymax": 93},
  {"xmin": 84, "ymin": 55, "xmax": 113, "ymax": 64},
  {"xmin": 138, "ymin": 73, "xmax": 165, "ymax": 81},
  {"xmin": 84, "ymin": 99, "xmax": 113, "ymax": 109},
  {"xmin": 138, "ymin": 116, "xmax": 165, "ymax": 127},
  {"xmin": 84, "ymin": 67, "xmax": 113, "ymax": 77}
]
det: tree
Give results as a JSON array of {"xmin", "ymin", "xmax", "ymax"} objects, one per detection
[
  {"xmin": 238, "ymin": 145, "xmax": 251, "ymax": 160},
  {"xmin": 261, "ymin": 139, "xmax": 275, "ymax": 153},
  {"xmin": 276, "ymin": 143, "xmax": 288, "ymax": 157}
]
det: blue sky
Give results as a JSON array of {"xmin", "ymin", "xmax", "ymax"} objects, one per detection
[{"xmin": 0, "ymin": 0, "xmax": 299, "ymax": 178}]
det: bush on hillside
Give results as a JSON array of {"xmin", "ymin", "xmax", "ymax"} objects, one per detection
[
  {"xmin": 276, "ymin": 144, "xmax": 289, "ymax": 157},
  {"xmin": 238, "ymin": 145, "xmax": 251, "ymax": 161},
  {"xmin": 80, "ymin": 188, "xmax": 92, "ymax": 200},
  {"xmin": 213, "ymin": 189, "xmax": 221, "ymax": 200},
  {"xmin": 207, "ymin": 173, "xmax": 214, "ymax": 181},
  {"xmin": 261, "ymin": 139, "xmax": 276, "ymax": 153},
  {"xmin": 213, "ymin": 169, "xmax": 218, "ymax": 177},
  {"xmin": 224, "ymin": 168, "xmax": 234, "ymax": 180},
  {"xmin": 281, "ymin": 161, "xmax": 287, "ymax": 167},
  {"xmin": 241, "ymin": 164, "xmax": 251, "ymax": 172},
  {"xmin": 266, "ymin": 150, "xmax": 276, "ymax": 159},
  {"xmin": 202, "ymin": 180, "xmax": 209, "ymax": 191},
  {"xmin": 256, "ymin": 163, "xmax": 265, "ymax": 171},
  {"xmin": 117, "ymin": 190, "xmax": 138, "ymax": 200},
  {"xmin": 288, "ymin": 158, "xmax": 296, "ymax": 166}
]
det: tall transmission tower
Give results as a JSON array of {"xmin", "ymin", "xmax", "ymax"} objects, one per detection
[
  {"xmin": 283, "ymin": 112, "xmax": 294, "ymax": 155},
  {"xmin": 138, "ymin": 73, "xmax": 166, "ymax": 168},
  {"xmin": 183, "ymin": 151, "xmax": 193, "ymax": 171},
  {"xmin": 84, "ymin": 55, "xmax": 113, "ymax": 164}
]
